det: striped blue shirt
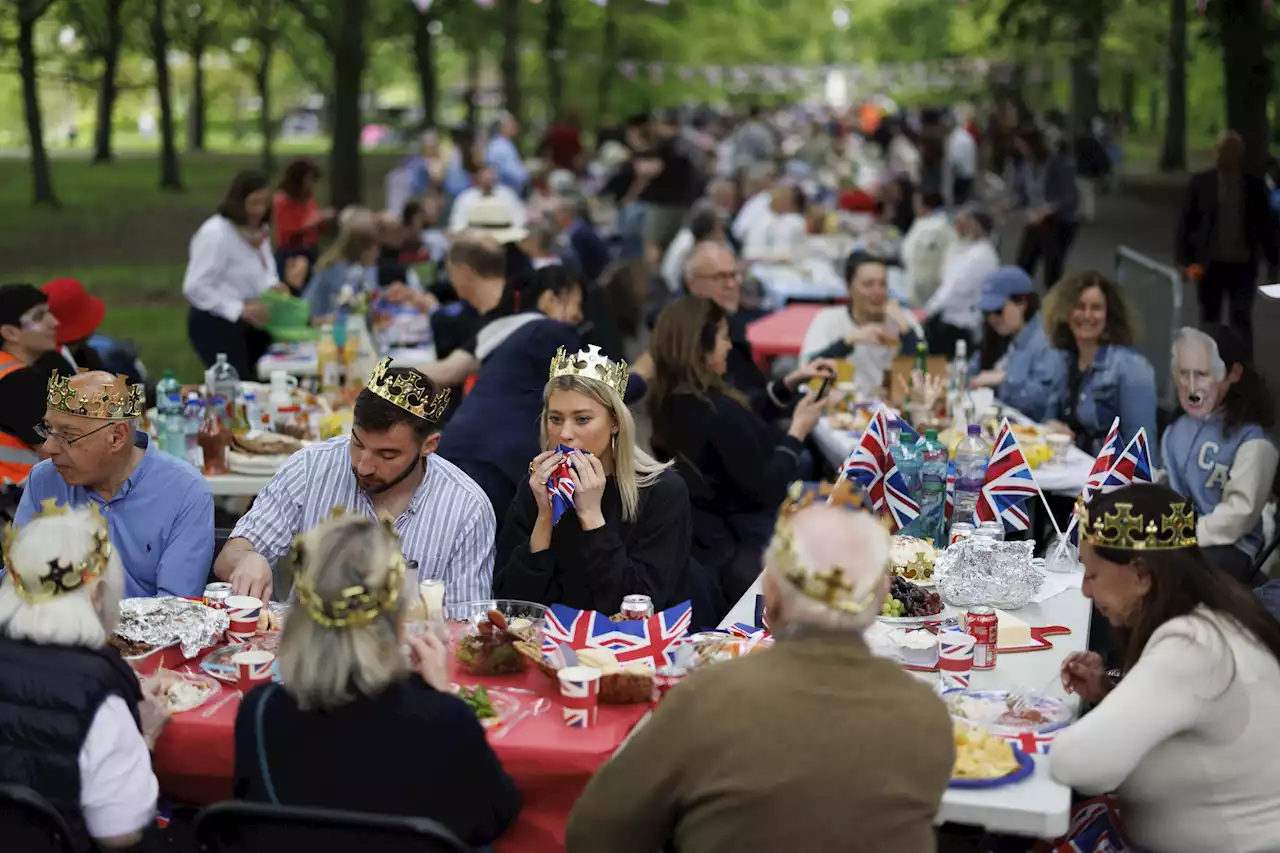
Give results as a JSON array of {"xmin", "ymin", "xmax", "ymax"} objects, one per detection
[{"xmin": 230, "ymin": 437, "xmax": 495, "ymax": 604}]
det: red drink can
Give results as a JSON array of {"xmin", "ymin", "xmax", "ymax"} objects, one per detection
[
  {"xmin": 948, "ymin": 522, "xmax": 975, "ymax": 546},
  {"xmin": 203, "ymin": 582, "xmax": 232, "ymax": 609},
  {"xmin": 965, "ymin": 605, "xmax": 998, "ymax": 670},
  {"xmin": 652, "ymin": 665, "xmax": 687, "ymax": 704}
]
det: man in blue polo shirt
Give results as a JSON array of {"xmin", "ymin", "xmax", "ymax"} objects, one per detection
[{"xmin": 14, "ymin": 371, "xmax": 213, "ymax": 598}]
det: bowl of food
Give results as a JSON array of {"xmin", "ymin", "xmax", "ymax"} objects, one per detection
[{"xmin": 446, "ymin": 599, "xmax": 549, "ymax": 676}]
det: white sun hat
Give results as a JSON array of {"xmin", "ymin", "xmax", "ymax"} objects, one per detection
[{"xmin": 464, "ymin": 195, "xmax": 528, "ymax": 244}]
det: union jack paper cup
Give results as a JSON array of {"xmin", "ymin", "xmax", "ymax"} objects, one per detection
[
  {"xmin": 557, "ymin": 665, "xmax": 602, "ymax": 728},
  {"xmin": 225, "ymin": 595, "xmax": 262, "ymax": 642},
  {"xmin": 232, "ymin": 649, "xmax": 275, "ymax": 692},
  {"xmin": 937, "ymin": 631, "xmax": 976, "ymax": 690}
]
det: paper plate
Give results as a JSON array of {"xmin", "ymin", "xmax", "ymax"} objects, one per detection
[
  {"xmin": 949, "ymin": 746, "xmax": 1034, "ymax": 789},
  {"xmin": 452, "ymin": 684, "xmax": 522, "ymax": 730},
  {"xmin": 200, "ymin": 644, "xmax": 282, "ymax": 684},
  {"xmin": 876, "ymin": 604, "xmax": 952, "ymax": 625},
  {"xmin": 943, "ymin": 689, "xmax": 1074, "ymax": 734},
  {"xmin": 163, "ymin": 672, "xmax": 222, "ymax": 714}
]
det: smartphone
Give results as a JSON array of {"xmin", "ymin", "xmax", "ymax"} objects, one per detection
[{"xmin": 815, "ymin": 370, "xmax": 835, "ymax": 401}]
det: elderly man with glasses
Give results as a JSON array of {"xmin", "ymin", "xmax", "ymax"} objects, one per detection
[{"xmin": 14, "ymin": 371, "xmax": 214, "ymax": 598}]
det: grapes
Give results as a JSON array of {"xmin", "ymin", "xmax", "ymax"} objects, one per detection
[{"xmin": 881, "ymin": 577, "xmax": 943, "ymax": 618}]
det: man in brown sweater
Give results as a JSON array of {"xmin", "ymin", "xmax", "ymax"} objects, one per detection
[{"xmin": 566, "ymin": 505, "xmax": 954, "ymax": 853}]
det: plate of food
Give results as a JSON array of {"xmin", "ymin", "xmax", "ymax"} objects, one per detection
[
  {"xmin": 454, "ymin": 684, "xmax": 521, "ymax": 729},
  {"xmin": 877, "ymin": 576, "xmax": 947, "ymax": 623},
  {"xmin": 447, "ymin": 600, "xmax": 547, "ymax": 677},
  {"xmin": 200, "ymin": 639, "xmax": 282, "ymax": 684},
  {"xmin": 943, "ymin": 689, "xmax": 1073, "ymax": 734},
  {"xmin": 890, "ymin": 535, "xmax": 938, "ymax": 585},
  {"xmin": 950, "ymin": 722, "xmax": 1035, "ymax": 788},
  {"xmin": 152, "ymin": 669, "xmax": 221, "ymax": 713}
]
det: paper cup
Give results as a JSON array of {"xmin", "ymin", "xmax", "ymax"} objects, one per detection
[
  {"xmin": 937, "ymin": 631, "xmax": 976, "ymax": 690},
  {"xmin": 557, "ymin": 666, "xmax": 602, "ymax": 728},
  {"xmin": 232, "ymin": 650, "xmax": 275, "ymax": 692},
  {"xmin": 225, "ymin": 595, "xmax": 262, "ymax": 642}
]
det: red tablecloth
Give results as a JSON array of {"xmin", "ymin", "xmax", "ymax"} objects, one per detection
[
  {"xmin": 745, "ymin": 304, "xmax": 825, "ymax": 370},
  {"xmin": 153, "ymin": 646, "xmax": 649, "ymax": 853}
]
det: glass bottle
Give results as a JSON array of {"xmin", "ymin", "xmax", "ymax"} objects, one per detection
[{"xmin": 198, "ymin": 397, "xmax": 230, "ymax": 475}]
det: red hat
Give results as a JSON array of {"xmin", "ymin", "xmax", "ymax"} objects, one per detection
[
  {"xmin": 40, "ymin": 278, "xmax": 105, "ymax": 346},
  {"xmin": 838, "ymin": 188, "xmax": 878, "ymax": 214}
]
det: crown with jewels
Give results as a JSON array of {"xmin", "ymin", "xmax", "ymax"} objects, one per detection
[
  {"xmin": 1075, "ymin": 496, "xmax": 1198, "ymax": 551},
  {"xmin": 548, "ymin": 345, "xmax": 629, "ymax": 398},
  {"xmin": 47, "ymin": 372, "xmax": 145, "ymax": 420},
  {"xmin": 2, "ymin": 500, "xmax": 113, "ymax": 605},
  {"xmin": 366, "ymin": 357, "xmax": 451, "ymax": 423},
  {"xmin": 289, "ymin": 508, "xmax": 407, "ymax": 630}
]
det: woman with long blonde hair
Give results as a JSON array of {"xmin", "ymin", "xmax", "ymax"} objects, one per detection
[
  {"xmin": 303, "ymin": 208, "xmax": 381, "ymax": 318},
  {"xmin": 494, "ymin": 346, "xmax": 693, "ymax": 613}
]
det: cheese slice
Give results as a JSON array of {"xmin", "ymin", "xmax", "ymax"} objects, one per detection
[{"xmin": 994, "ymin": 609, "xmax": 1033, "ymax": 650}]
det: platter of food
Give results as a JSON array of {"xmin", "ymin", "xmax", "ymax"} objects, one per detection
[
  {"xmin": 151, "ymin": 669, "xmax": 221, "ymax": 713},
  {"xmin": 890, "ymin": 535, "xmax": 937, "ymax": 585},
  {"xmin": 877, "ymin": 576, "xmax": 947, "ymax": 623},
  {"xmin": 448, "ymin": 601, "xmax": 547, "ymax": 677},
  {"xmin": 454, "ymin": 684, "xmax": 521, "ymax": 729},
  {"xmin": 943, "ymin": 689, "xmax": 1073, "ymax": 734},
  {"xmin": 950, "ymin": 722, "xmax": 1035, "ymax": 788}
]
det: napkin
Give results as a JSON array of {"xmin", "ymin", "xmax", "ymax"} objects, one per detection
[
  {"xmin": 547, "ymin": 444, "xmax": 582, "ymax": 525},
  {"xmin": 541, "ymin": 600, "xmax": 693, "ymax": 669}
]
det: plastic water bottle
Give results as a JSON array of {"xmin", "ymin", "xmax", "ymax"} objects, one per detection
[
  {"xmin": 183, "ymin": 392, "xmax": 205, "ymax": 468},
  {"xmin": 206, "ymin": 353, "xmax": 240, "ymax": 421},
  {"xmin": 888, "ymin": 419, "xmax": 922, "ymax": 497},
  {"xmin": 953, "ymin": 423, "xmax": 991, "ymax": 526},
  {"xmin": 915, "ymin": 428, "xmax": 949, "ymax": 545},
  {"xmin": 243, "ymin": 392, "xmax": 261, "ymax": 433},
  {"xmin": 154, "ymin": 371, "xmax": 186, "ymax": 458}
]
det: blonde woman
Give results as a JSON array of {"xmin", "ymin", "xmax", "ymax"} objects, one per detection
[
  {"xmin": 494, "ymin": 346, "xmax": 692, "ymax": 613},
  {"xmin": 0, "ymin": 505, "xmax": 170, "ymax": 851},
  {"xmin": 233, "ymin": 515, "xmax": 520, "ymax": 847}
]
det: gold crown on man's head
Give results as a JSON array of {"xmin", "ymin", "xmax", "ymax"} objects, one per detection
[
  {"xmin": 1075, "ymin": 497, "xmax": 1198, "ymax": 551},
  {"xmin": 366, "ymin": 357, "xmax": 451, "ymax": 423},
  {"xmin": 2, "ymin": 499, "xmax": 113, "ymax": 605},
  {"xmin": 549, "ymin": 345, "xmax": 629, "ymax": 398},
  {"xmin": 47, "ymin": 373, "xmax": 145, "ymax": 420},
  {"xmin": 290, "ymin": 508, "xmax": 407, "ymax": 629}
]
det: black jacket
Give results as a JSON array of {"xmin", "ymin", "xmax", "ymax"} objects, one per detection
[{"xmin": 1176, "ymin": 168, "xmax": 1279, "ymax": 270}]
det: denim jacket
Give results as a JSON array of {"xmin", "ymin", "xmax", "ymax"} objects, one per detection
[
  {"xmin": 303, "ymin": 262, "xmax": 375, "ymax": 319},
  {"xmin": 1045, "ymin": 344, "xmax": 1161, "ymax": 466},
  {"xmin": 997, "ymin": 321, "xmax": 1062, "ymax": 423}
]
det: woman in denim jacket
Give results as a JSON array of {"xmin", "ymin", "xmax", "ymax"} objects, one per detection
[
  {"xmin": 1042, "ymin": 271, "xmax": 1161, "ymax": 466},
  {"xmin": 970, "ymin": 266, "xmax": 1063, "ymax": 422}
]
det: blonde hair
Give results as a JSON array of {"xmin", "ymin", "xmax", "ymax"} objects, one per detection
[
  {"xmin": 0, "ymin": 508, "xmax": 125, "ymax": 649},
  {"xmin": 540, "ymin": 374, "xmax": 671, "ymax": 522},
  {"xmin": 277, "ymin": 516, "xmax": 408, "ymax": 710},
  {"xmin": 316, "ymin": 208, "xmax": 380, "ymax": 271}
]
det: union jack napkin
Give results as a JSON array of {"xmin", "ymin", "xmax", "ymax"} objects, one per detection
[
  {"xmin": 547, "ymin": 444, "xmax": 580, "ymax": 525},
  {"xmin": 541, "ymin": 600, "xmax": 693, "ymax": 669}
]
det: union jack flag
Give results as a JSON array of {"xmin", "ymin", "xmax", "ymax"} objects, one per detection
[
  {"xmin": 945, "ymin": 460, "xmax": 955, "ymax": 520},
  {"xmin": 840, "ymin": 406, "xmax": 920, "ymax": 532},
  {"xmin": 974, "ymin": 419, "xmax": 1039, "ymax": 531},
  {"xmin": 1098, "ymin": 429, "xmax": 1153, "ymax": 492},
  {"xmin": 547, "ymin": 444, "xmax": 578, "ymax": 525},
  {"xmin": 541, "ymin": 600, "xmax": 693, "ymax": 669},
  {"xmin": 1064, "ymin": 417, "xmax": 1122, "ymax": 546},
  {"xmin": 994, "ymin": 730, "xmax": 1057, "ymax": 755}
]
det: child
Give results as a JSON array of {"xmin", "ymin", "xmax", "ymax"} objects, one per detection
[{"xmin": 1162, "ymin": 325, "xmax": 1277, "ymax": 583}]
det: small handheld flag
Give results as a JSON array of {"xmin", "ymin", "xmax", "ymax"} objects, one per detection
[
  {"xmin": 974, "ymin": 419, "xmax": 1039, "ymax": 531},
  {"xmin": 547, "ymin": 444, "xmax": 580, "ymax": 525}
]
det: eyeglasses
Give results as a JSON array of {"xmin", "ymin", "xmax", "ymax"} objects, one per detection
[
  {"xmin": 34, "ymin": 422, "xmax": 113, "ymax": 447},
  {"xmin": 694, "ymin": 270, "xmax": 741, "ymax": 284}
]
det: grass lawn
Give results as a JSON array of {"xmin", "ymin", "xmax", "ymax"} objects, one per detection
[{"xmin": 3, "ymin": 150, "xmax": 400, "ymax": 382}]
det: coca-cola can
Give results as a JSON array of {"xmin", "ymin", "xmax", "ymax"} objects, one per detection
[
  {"xmin": 620, "ymin": 594, "xmax": 655, "ymax": 620},
  {"xmin": 948, "ymin": 522, "xmax": 975, "ymax": 546},
  {"xmin": 965, "ymin": 605, "xmax": 998, "ymax": 670},
  {"xmin": 203, "ymin": 582, "xmax": 232, "ymax": 609},
  {"xmin": 653, "ymin": 665, "xmax": 687, "ymax": 703}
]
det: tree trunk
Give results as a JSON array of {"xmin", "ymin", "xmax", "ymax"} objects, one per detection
[
  {"xmin": 499, "ymin": 0, "xmax": 522, "ymax": 134},
  {"xmin": 152, "ymin": 0, "xmax": 183, "ymax": 190},
  {"xmin": 595, "ymin": 2, "xmax": 619, "ymax": 135},
  {"xmin": 17, "ymin": 11, "xmax": 57, "ymax": 207},
  {"xmin": 1219, "ymin": 0, "xmax": 1271, "ymax": 174},
  {"xmin": 465, "ymin": 42, "xmax": 481, "ymax": 135},
  {"xmin": 411, "ymin": 7, "xmax": 437, "ymax": 129},
  {"xmin": 1069, "ymin": 15, "xmax": 1102, "ymax": 135},
  {"xmin": 257, "ymin": 41, "xmax": 275, "ymax": 174},
  {"xmin": 92, "ymin": 0, "xmax": 125, "ymax": 164},
  {"xmin": 545, "ymin": 0, "xmax": 565, "ymax": 120},
  {"xmin": 188, "ymin": 35, "xmax": 207, "ymax": 151},
  {"xmin": 1159, "ymin": 0, "xmax": 1187, "ymax": 173},
  {"xmin": 1148, "ymin": 87, "xmax": 1161, "ymax": 135},
  {"xmin": 328, "ymin": 0, "xmax": 367, "ymax": 209},
  {"xmin": 1120, "ymin": 67, "xmax": 1136, "ymax": 130}
]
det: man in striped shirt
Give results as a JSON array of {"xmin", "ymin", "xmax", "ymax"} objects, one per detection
[{"xmin": 213, "ymin": 362, "xmax": 495, "ymax": 603}]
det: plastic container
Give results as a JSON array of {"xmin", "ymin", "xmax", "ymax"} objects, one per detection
[
  {"xmin": 888, "ymin": 419, "xmax": 922, "ymax": 496},
  {"xmin": 206, "ymin": 354, "xmax": 240, "ymax": 421},
  {"xmin": 154, "ymin": 370, "xmax": 186, "ymax": 458},
  {"xmin": 260, "ymin": 288, "xmax": 317, "ymax": 342},
  {"xmin": 182, "ymin": 392, "xmax": 205, "ymax": 468},
  {"xmin": 952, "ymin": 424, "xmax": 991, "ymax": 526},
  {"xmin": 317, "ymin": 325, "xmax": 341, "ymax": 395},
  {"xmin": 915, "ymin": 428, "xmax": 949, "ymax": 545}
]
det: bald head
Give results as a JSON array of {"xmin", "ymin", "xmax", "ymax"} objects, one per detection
[{"xmin": 683, "ymin": 242, "xmax": 740, "ymax": 314}]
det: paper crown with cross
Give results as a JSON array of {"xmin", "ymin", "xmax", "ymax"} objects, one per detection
[
  {"xmin": 366, "ymin": 357, "xmax": 451, "ymax": 423},
  {"xmin": 2, "ymin": 499, "xmax": 113, "ymax": 605},
  {"xmin": 1075, "ymin": 496, "xmax": 1198, "ymax": 551},
  {"xmin": 47, "ymin": 372, "xmax": 145, "ymax": 420},
  {"xmin": 289, "ymin": 507, "xmax": 408, "ymax": 629},
  {"xmin": 548, "ymin": 345, "xmax": 629, "ymax": 398}
]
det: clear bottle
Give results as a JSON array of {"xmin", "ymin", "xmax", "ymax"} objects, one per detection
[
  {"xmin": 915, "ymin": 428, "xmax": 949, "ymax": 545},
  {"xmin": 317, "ymin": 324, "xmax": 341, "ymax": 395},
  {"xmin": 888, "ymin": 418, "xmax": 922, "ymax": 497},
  {"xmin": 952, "ymin": 423, "xmax": 991, "ymax": 527},
  {"xmin": 206, "ymin": 353, "xmax": 240, "ymax": 421},
  {"xmin": 154, "ymin": 370, "xmax": 186, "ymax": 458},
  {"xmin": 182, "ymin": 392, "xmax": 205, "ymax": 468},
  {"xmin": 949, "ymin": 339, "xmax": 974, "ymax": 429}
]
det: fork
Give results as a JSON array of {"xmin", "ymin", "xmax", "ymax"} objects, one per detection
[
  {"xmin": 495, "ymin": 698, "xmax": 549, "ymax": 739},
  {"xmin": 1008, "ymin": 672, "xmax": 1061, "ymax": 714}
]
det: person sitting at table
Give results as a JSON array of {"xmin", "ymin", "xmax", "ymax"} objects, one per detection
[
  {"xmin": 215, "ymin": 359, "xmax": 494, "ymax": 603},
  {"xmin": 921, "ymin": 207, "xmax": 999, "ymax": 356},
  {"xmin": 235, "ymin": 514, "xmax": 520, "ymax": 848},
  {"xmin": 37, "ymin": 277, "xmax": 107, "ymax": 377},
  {"xmin": 548, "ymin": 195, "xmax": 611, "ymax": 286},
  {"xmin": 303, "ymin": 207, "xmax": 381, "ymax": 318},
  {"xmin": 660, "ymin": 201, "xmax": 725, "ymax": 294},
  {"xmin": 566, "ymin": 503, "xmax": 953, "ymax": 853},
  {"xmin": 448, "ymin": 146, "xmax": 527, "ymax": 236},
  {"xmin": 0, "ymin": 505, "xmax": 172, "ymax": 852},
  {"xmin": 1042, "ymin": 270, "xmax": 1161, "ymax": 465},
  {"xmin": 1161, "ymin": 325, "xmax": 1277, "ymax": 584},
  {"xmin": 742, "ymin": 184, "xmax": 808, "ymax": 265},
  {"xmin": 272, "ymin": 157, "xmax": 335, "ymax": 277},
  {"xmin": 969, "ymin": 266, "xmax": 1059, "ymax": 422},
  {"xmin": 1050, "ymin": 483, "xmax": 1280, "ymax": 853},
  {"xmin": 15, "ymin": 371, "xmax": 214, "ymax": 599},
  {"xmin": 494, "ymin": 346, "xmax": 690, "ymax": 613},
  {"xmin": 898, "ymin": 189, "xmax": 956, "ymax": 305},
  {"xmin": 648, "ymin": 296, "xmax": 834, "ymax": 602},
  {"xmin": 0, "ymin": 283, "xmax": 62, "ymax": 486}
]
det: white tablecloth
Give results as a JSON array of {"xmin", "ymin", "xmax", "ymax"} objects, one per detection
[
  {"xmin": 205, "ymin": 472, "xmax": 274, "ymax": 497},
  {"xmin": 719, "ymin": 570, "xmax": 1091, "ymax": 838},
  {"xmin": 256, "ymin": 344, "xmax": 437, "ymax": 379}
]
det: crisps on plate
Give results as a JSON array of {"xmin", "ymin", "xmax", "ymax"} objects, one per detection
[{"xmin": 953, "ymin": 722, "xmax": 1020, "ymax": 780}]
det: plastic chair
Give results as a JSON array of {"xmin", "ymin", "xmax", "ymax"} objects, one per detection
[
  {"xmin": 0, "ymin": 785, "xmax": 77, "ymax": 853},
  {"xmin": 195, "ymin": 801, "xmax": 471, "ymax": 853}
]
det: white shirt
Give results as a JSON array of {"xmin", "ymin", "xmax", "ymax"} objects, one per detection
[
  {"xmin": 661, "ymin": 228, "xmax": 696, "ymax": 293},
  {"xmin": 887, "ymin": 136, "xmax": 921, "ymax": 184},
  {"xmin": 79, "ymin": 695, "xmax": 158, "ymax": 841},
  {"xmin": 899, "ymin": 212, "xmax": 958, "ymax": 305},
  {"xmin": 800, "ymin": 305, "xmax": 902, "ymax": 397},
  {"xmin": 182, "ymin": 215, "xmax": 278, "ymax": 323},
  {"xmin": 947, "ymin": 126, "xmax": 977, "ymax": 179},
  {"xmin": 1051, "ymin": 609, "xmax": 1280, "ymax": 853},
  {"xmin": 447, "ymin": 186, "xmax": 528, "ymax": 234},
  {"xmin": 742, "ymin": 211, "xmax": 807, "ymax": 264},
  {"xmin": 731, "ymin": 190, "xmax": 772, "ymax": 242},
  {"xmin": 924, "ymin": 238, "xmax": 997, "ymax": 333}
]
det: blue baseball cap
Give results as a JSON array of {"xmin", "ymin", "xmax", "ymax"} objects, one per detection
[{"xmin": 978, "ymin": 266, "xmax": 1035, "ymax": 313}]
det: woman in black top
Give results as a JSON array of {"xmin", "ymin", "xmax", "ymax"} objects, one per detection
[
  {"xmin": 234, "ymin": 515, "xmax": 520, "ymax": 848},
  {"xmin": 647, "ymin": 296, "xmax": 833, "ymax": 602},
  {"xmin": 495, "ymin": 348, "xmax": 690, "ymax": 614}
]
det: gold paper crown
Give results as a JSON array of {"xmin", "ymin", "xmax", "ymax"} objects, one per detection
[
  {"xmin": 290, "ymin": 508, "xmax": 407, "ymax": 629},
  {"xmin": 366, "ymin": 357, "xmax": 451, "ymax": 423},
  {"xmin": 1075, "ymin": 497, "xmax": 1198, "ymax": 551},
  {"xmin": 549, "ymin": 345, "xmax": 629, "ymax": 398},
  {"xmin": 2, "ymin": 500, "xmax": 113, "ymax": 605},
  {"xmin": 47, "ymin": 373, "xmax": 145, "ymax": 420}
]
